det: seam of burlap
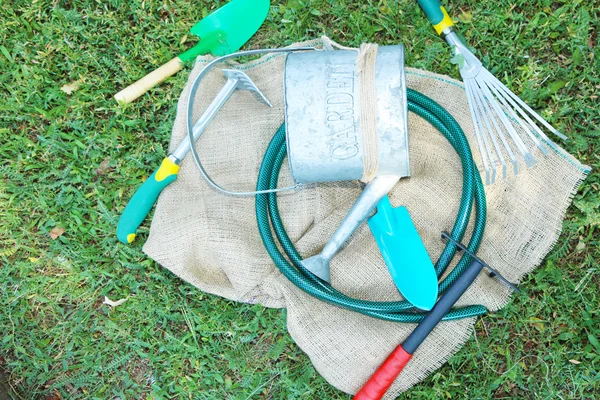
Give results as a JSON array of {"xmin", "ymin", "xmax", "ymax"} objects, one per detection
[{"xmin": 142, "ymin": 37, "xmax": 590, "ymax": 397}]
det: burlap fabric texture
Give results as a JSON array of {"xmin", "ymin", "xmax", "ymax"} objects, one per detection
[{"xmin": 143, "ymin": 37, "xmax": 589, "ymax": 397}]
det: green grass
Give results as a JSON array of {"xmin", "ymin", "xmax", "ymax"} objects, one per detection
[{"xmin": 1, "ymin": 0, "xmax": 599, "ymax": 398}]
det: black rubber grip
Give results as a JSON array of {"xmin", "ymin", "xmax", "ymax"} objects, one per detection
[{"xmin": 402, "ymin": 257, "xmax": 484, "ymax": 354}]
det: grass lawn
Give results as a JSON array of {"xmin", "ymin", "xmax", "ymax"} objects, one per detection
[{"xmin": 1, "ymin": 0, "xmax": 599, "ymax": 398}]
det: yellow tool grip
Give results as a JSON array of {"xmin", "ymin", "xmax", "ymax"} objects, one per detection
[
  {"xmin": 433, "ymin": 7, "xmax": 454, "ymax": 35},
  {"xmin": 155, "ymin": 157, "xmax": 180, "ymax": 181}
]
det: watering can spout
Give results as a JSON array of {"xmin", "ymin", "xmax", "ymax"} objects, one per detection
[
  {"xmin": 300, "ymin": 174, "xmax": 439, "ymax": 311},
  {"xmin": 300, "ymin": 254, "xmax": 331, "ymax": 283},
  {"xmin": 300, "ymin": 175, "xmax": 401, "ymax": 282}
]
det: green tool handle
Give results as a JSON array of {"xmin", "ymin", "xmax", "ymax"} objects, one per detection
[
  {"xmin": 416, "ymin": 0, "xmax": 445, "ymax": 24},
  {"xmin": 416, "ymin": 0, "xmax": 454, "ymax": 34},
  {"xmin": 117, "ymin": 158, "xmax": 179, "ymax": 244},
  {"xmin": 178, "ymin": 33, "xmax": 221, "ymax": 63}
]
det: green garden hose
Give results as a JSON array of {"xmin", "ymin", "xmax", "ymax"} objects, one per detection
[{"xmin": 255, "ymin": 88, "xmax": 488, "ymax": 323}]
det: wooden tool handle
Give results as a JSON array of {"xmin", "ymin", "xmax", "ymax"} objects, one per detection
[
  {"xmin": 114, "ymin": 57, "xmax": 184, "ymax": 104},
  {"xmin": 353, "ymin": 345, "xmax": 413, "ymax": 400}
]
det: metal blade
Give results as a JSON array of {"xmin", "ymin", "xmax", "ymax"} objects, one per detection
[
  {"xmin": 222, "ymin": 69, "xmax": 272, "ymax": 107},
  {"xmin": 171, "ymin": 69, "xmax": 271, "ymax": 162}
]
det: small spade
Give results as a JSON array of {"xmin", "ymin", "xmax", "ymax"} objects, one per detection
[{"xmin": 368, "ymin": 196, "xmax": 438, "ymax": 310}]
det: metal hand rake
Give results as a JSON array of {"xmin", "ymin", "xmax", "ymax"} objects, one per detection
[{"xmin": 417, "ymin": 0, "xmax": 567, "ymax": 184}]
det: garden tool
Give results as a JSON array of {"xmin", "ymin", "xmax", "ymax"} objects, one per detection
[
  {"xmin": 368, "ymin": 196, "xmax": 438, "ymax": 310},
  {"xmin": 416, "ymin": 0, "xmax": 567, "ymax": 184},
  {"xmin": 113, "ymin": 0, "xmax": 270, "ymax": 104},
  {"xmin": 116, "ymin": 69, "xmax": 272, "ymax": 244},
  {"xmin": 354, "ymin": 232, "xmax": 519, "ymax": 400}
]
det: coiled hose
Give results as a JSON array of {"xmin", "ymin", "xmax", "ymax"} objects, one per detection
[{"xmin": 255, "ymin": 88, "xmax": 488, "ymax": 323}]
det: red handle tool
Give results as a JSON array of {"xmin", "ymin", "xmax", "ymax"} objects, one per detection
[
  {"xmin": 353, "ymin": 345, "xmax": 412, "ymax": 400},
  {"xmin": 353, "ymin": 232, "xmax": 515, "ymax": 399}
]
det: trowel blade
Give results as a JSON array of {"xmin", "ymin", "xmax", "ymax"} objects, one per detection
[
  {"xmin": 190, "ymin": 0, "xmax": 271, "ymax": 56},
  {"xmin": 368, "ymin": 196, "xmax": 438, "ymax": 310}
]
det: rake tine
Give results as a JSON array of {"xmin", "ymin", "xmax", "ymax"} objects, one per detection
[
  {"xmin": 489, "ymin": 73, "xmax": 568, "ymax": 141},
  {"xmin": 472, "ymin": 78, "xmax": 519, "ymax": 176},
  {"xmin": 477, "ymin": 74, "xmax": 536, "ymax": 169},
  {"xmin": 482, "ymin": 70, "xmax": 549, "ymax": 156},
  {"xmin": 468, "ymin": 79, "xmax": 509, "ymax": 180},
  {"xmin": 464, "ymin": 79, "xmax": 494, "ymax": 184},
  {"xmin": 488, "ymin": 74, "xmax": 566, "ymax": 150},
  {"xmin": 522, "ymin": 120, "xmax": 549, "ymax": 155},
  {"xmin": 436, "ymin": 25, "xmax": 566, "ymax": 184}
]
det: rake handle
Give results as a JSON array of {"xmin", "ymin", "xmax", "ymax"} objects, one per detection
[
  {"xmin": 354, "ymin": 257, "xmax": 486, "ymax": 399},
  {"xmin": 416, "ymin": 0, "xmax": 454, "ymax": 35}
]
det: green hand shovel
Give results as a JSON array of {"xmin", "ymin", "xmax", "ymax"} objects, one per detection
[{"xmin": 114, "ymin": 0, "xmax": 270, "ymax": 104}]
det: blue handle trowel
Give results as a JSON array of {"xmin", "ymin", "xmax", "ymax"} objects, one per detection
[{"xmin": 368, "ymin": 196, "xmax": 438, "ymax": 310}]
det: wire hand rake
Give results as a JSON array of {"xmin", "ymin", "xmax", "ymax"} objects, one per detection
[{"xmin": 417, "ymin": 0, "xmax": 567, "ymax": 184}]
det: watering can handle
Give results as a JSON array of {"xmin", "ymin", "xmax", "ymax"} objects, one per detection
[
  {"xmin": 415, "ymin": 0, "xmax": 455, "ymax": 35},
  {"xmin": 185, "ymin": 47, "xmax": 316, "ymax": 197}
]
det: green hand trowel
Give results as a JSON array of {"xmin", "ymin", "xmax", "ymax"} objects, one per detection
[
  {"xmin": 368, "ymin": 196, "xmax": 439, "ymax": 310},
  {"xmin": 114, "ymin": 0, "xmax": 270, "ymax": 104}
]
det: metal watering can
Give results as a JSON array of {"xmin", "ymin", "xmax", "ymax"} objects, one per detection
[
  {"xmin": 284, "ymin": 46, "xmax": 409, "ymax": 183},
  {"xmin": 284, "ymin": 45, "xmax": 437, "ymax": 310},
  {"xmin": 184, "ymin": 45, "xmax": 438, "ymax": 310}
]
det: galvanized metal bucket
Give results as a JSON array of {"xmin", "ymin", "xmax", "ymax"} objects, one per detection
[{"xmin": 284, "ymin": 45, "xmax": 409, "ymax": 184}]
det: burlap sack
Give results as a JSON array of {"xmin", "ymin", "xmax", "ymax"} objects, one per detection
[{"xmin": 143, "ymin": 37, "xmax": 589, "ymax": 397}]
